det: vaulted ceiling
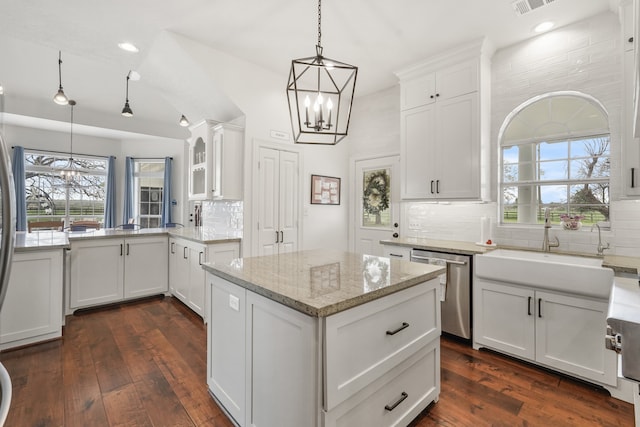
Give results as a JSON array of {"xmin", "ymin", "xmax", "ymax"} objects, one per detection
[{"xmin": 0, "ymin": 0, "xmax": 617, "ymax": 139}]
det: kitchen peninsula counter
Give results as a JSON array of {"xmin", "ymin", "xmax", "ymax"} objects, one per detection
[
  {"xmin": 203, "ymin": 249, "xmax": 443, "ymax": 427},
  {"xmin": 202, "ymin": 248, "xmax": 444, "ymax": 317},
  {"xmin": 380, "ymin": 237, "xmax": 491, "ymax": 256}
]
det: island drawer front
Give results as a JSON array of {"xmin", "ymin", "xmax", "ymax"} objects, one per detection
[
  {"xmin": 323, "ymin": 339, "xmax": 439, "ymax": 427},
  {"xmin": 324, "ymin": 279, "xmax": 440, "ymax": 411}
]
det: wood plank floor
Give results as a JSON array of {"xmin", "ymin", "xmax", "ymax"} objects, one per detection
[{"xmin": 0, "ymin": 296, "xmax": 634, "ymax": 426}]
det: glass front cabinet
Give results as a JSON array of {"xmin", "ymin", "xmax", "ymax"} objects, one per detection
[{"xmin": 188, "ymin": 120, "xmax": 244, "ymax": 201}]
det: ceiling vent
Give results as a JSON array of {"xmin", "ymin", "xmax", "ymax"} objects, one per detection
[{"xmin": 512, "ymin": 0, "xmax": 556, "ymax": 16}]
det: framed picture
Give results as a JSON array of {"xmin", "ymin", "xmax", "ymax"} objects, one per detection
[{"xmin": 310, "ymin": 174, "xmax": 341, "ymax": 205}]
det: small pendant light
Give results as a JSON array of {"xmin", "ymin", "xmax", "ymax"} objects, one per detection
[
  {"xmin": 53, "ymin": 51, "xmax": 69, "ymax": 105},
  {"xmin": 121, "ymin": 72, "xmax": 133, "ymax": 117},
  {"xmin": 179, "ymin": 115, "xmax": 190, "ymax": 127}
]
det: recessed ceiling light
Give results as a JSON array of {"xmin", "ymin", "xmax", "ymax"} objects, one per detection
[
  {"xmin": 118, "ymin": 42, "xmax": 139, "ymax": 53},
  {"xmin": 534, "ymin": 21, "xmax": 554, "ymax": 33}
]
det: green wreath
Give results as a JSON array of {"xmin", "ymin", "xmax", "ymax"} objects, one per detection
[{"xmin": 363, "ymin": 170, "xmax": 390, "ymax": 216}]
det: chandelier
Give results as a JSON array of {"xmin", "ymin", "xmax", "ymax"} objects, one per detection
[
  {"xmin": 286, "ymin": 0, "xmax": 357, "ymax": 145},
  {"xmin": 59, "ymin": 100, "xmax": 80, "ymax": 181}
]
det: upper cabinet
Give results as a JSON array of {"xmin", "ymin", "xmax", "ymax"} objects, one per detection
[
  {"xmin": 396, "ymin": 39, "xmax": 493, "ymax": 201},
  {"xmin": 622, "ymin": 0, "xmax": 640, "ymax": 196},
  {"xmin": 188, "ymin": 121, "xmax": 244, "ymax": 201}
]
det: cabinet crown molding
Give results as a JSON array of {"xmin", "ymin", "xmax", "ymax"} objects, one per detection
[{"xmin": 395, "ymin": 37, "xmax": 495, "ymax": 82}]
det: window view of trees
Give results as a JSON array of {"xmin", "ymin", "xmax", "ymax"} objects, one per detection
[
  {"xmin": 25, "ymin": 152, "xmax": 107, "ymax": 225},
  {"xmin": 501, "ymin": 135, "xmax": 610, "ymax": 225}
]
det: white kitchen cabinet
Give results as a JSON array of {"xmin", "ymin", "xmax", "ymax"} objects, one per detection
[
  {"xmin": 381, "ymin": 244, "xmax": 411, "ymax": 261},
  {"xmin": 169, "ymin": 237, "xmax": 240, "ymax": 319},
  {"xmin": 622, "ymin": 0, "xmax": 640, "ymax": 196},
  {"xmin": 474, "ymin": 279, "xmax": 616, "ymax": 386},
  {"xmin": 256, "ymin": 147, "xmax": 299, "ymax": 255},
  {"xmin": 207, "ymin": 274, "xmax": 439, "ymax": 427},
  {"xmin": 0, "ymin": 249, "xmax": 64, "ymax": 350},
  {"xmin": 207, "ymin": 274, "xmax": 317, "ymax": 427},
  {"xmin": 396, "ymin": 39, "xmax": 490, "ymax": 201},
  {"xmin": 188, "ymin": 120, "xmax": 244, "ymax": 201},
  {"xmin": 69, "ymin": 236, "xmax": 168, "ymax": 309}
]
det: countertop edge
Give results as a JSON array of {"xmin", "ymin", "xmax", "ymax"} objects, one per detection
[
  {"xmin": 380, "ymin": 238, "xmax": 489, "ymax": 255},
  {"xmin": 202, "ymin": 263, "xmax": 445, "ymax": 317}
]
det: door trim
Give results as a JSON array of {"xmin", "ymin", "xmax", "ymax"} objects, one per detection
[{"xmin": 349, "ymin": 152, "xmax": 400, "ymax": 253}]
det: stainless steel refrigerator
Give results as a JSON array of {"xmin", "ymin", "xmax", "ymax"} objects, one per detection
[{"xmin": 0, "ymin": 87, "xmax": 16, "ymax": 425}]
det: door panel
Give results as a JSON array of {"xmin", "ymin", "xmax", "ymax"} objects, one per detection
[
  {"xmin": 279, "ymin": 151, "xmax": 299, "ymax": 254},
  {"xmin": 354, "ymin": 156, "xmax": 400, "ymax": 256},
  {"xmin": 257, "ymin": 148, "xmax": 279, "ymax": 256}
]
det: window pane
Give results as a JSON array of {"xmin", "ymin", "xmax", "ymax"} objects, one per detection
[
  {"xmin": 539, "ymin": 185, "xmax": 567, "ymax": 205},
  {"xmin": 570, "ymin": 137, "xmax": 609, "ymax": 159},
  {"xmin": 502, "ymin": 146, "xmax": 519, "ymax": 165},
  {"xmin": 539, "ymin": 141, "xmax": 568, "ymax": 161},
  {"xmin": 538, "ymin": 160, "xmax": 568, "ymax": 181}
]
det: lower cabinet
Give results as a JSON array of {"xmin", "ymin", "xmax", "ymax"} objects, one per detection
[
  {"xmin": 474, "ymin": 279, "xmax": 616, "ymax": 386},
  {"xmin": 69, "ymin": 236, "xmax": 168, "ymax": 310},
  {"xmin": 207, "ymin": 274, "xmax": 440, "ymax": 427},
  {"xmin": 0, "ymin": 249, "xmax": 64, "ymax": 350},
  {"xmin": 169, "ymin": 237, "xmax": 240, "ymax": 319}
]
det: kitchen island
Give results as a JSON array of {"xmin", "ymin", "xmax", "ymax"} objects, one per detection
[{"xmin": 202, "ymin": 249, "xmax": 445, "ymax": 427}]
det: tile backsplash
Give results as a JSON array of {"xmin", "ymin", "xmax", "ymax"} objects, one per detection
[
  {"xmin": 403, "ymin": 200, "xmax": 640, "ymax": 257},
  {"xmin": 200, "ymin": 200, "xmax": 243, "ymax": 234}
]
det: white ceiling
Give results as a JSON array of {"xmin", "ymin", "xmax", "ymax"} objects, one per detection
[{"xmin": 0, "ymin": 0, "xmax": 618, "ymax": 139}]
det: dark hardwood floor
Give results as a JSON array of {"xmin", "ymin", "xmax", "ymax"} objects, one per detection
[{"xmin": 0, "ymin": 296, "xmax": 634, "ymax": 426}]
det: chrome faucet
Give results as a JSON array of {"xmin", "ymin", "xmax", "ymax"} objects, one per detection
[
  {"xmin": 591, "ymin": 222, "xmax": 610, "ymax": 256},
  {"xmin": 542, "ymin": 208, "xmax": 560, "ymax": 252}
]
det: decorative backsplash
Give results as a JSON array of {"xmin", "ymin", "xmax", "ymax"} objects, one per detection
[{"xmin": 200, "ymin": 200, "xmax": 243, "ymax": 234}]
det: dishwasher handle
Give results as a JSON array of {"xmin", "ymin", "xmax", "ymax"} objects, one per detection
[{"xmin": 410, "ymin": 254, "xmax": 467, "ymax": 266}]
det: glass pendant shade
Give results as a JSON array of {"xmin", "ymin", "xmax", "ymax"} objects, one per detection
[{"xmin": 179, "ymin": 115, "xmax": 190, "ymax": 127}]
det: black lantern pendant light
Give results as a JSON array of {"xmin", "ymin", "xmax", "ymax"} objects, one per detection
[
  {"xmin": 121, "ymin": 72, "xmax": 133, "ymax": 117},
  {"xmin": 53, "ymin": 51, "xmax": 69, "ymax": 105},
  {"xmin": 286, "ymin": 0, "xmax": 358, "ymax": 145}
]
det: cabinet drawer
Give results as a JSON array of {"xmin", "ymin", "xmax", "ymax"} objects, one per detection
[
  {"xmin": 382, "ymin": 245, "xmax": 411, "ymax": 261},
  {"xmin": 323, "ymin": 340, "xmax": 439, "ymax": 427},
  {"xmin": 324, "ymin": 280, "xmax": 439, "ymax": 410}
]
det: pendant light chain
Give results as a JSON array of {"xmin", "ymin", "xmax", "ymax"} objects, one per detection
[
  {"xmin": 317, "ymin": 0, "xmax": 322, "ymax": 49},
  {"xmin": 58, "ymin": 51, "xmax": 63, "ymax": 90}
]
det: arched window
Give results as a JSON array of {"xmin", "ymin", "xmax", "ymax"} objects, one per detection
[{"xmin": 498, "ymin": 91, "xmax": 610, "ymax": 226}]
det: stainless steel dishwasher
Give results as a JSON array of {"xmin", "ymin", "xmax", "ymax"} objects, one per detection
[{"xmin": 410, "ymin": 249, "xmax": 472, "ymax": 340}]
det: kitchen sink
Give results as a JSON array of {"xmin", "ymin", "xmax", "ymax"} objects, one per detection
[{"xmin": 475, "ymin": 249, "xmax": 613, "ymax": 299}]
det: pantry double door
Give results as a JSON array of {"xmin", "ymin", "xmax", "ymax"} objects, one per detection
[{"xmin": 257, "ymin": 147, "xmax": 299, "ymax": 256}]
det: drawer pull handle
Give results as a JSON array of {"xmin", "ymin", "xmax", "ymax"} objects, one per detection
[
  {"xmin": 388, "ymin": 253, "xmax": 403, "ymax": 258},
  {"xmin": 385, "ymin": 392, "xmax": 408, "ymax": 411},
  {"xmin": 386, "ymin": 322, "xmax": 409, "ymax": 336}
]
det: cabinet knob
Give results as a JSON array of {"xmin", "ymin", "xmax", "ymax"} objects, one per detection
[
  {"xmin": 430, "ymin": 95, "xmax": 434, "ymax": 99},
  {"xmin": 436, "ymin": 93, "xmax": 440, "ymax": 97},
  {"xmin": 629, "ymin": 37, "xmax": 634, "ymax": 43},
  {"xmin": 393, "ymin": 232, "xmax": 399, "ymax": 238}
]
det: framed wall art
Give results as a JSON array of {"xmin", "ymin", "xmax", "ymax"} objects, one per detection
[{"xmin": 310, "ymin": 174, "xmax": 341, "ymax": 205}]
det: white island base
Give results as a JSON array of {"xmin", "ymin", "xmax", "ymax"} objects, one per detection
[{"xmin": 204, "ymin": 250, "xmax": 443, "ymax": 427}]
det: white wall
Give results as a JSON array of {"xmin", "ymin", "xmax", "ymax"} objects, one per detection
[
  {"xmin": 158, "ymin": 32, "xmax": 350, "ymax": 254},
  {"xmin": 348, "ymin": 11, "xmax": 640, "ymax": 257}
]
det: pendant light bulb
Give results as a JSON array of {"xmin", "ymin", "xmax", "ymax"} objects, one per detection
[
  {"xmin": 53, "ymin": 51, "xmax": 69, "ymax": 105},
  {"xmin": 179, "ymin": 115, "xmax": 190, "ymax": 127}
]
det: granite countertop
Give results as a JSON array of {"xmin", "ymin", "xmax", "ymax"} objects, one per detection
[
  {"xmin": 14, "ymin": 231, "xmax": 70, "ymax": 252},
  {"xmin": 603, "ymin": 255, "xmax": 640, "ymax": 276},
  {"xmin": 202, "ymin": 249, "xmax": 445, "ymax": 317},
  {"xmin": 14, "ymin": 227, "xmax": 241, "ymax": 251},
  {"xmin": 380, "ymin": 237, "xmax": 492, "ymax": 255}
]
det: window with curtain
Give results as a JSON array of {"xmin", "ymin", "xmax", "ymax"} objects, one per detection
[
  {"xmin": 24, "ymin": 150, "xmax": 108, "ymax": 225},
  {"xmin": 499, "ymin": 92, "xmax": 610, "ymax": 226},
  {"xmin": 133, "ymin": 160, "xmax": 165, "ymax": 228}
]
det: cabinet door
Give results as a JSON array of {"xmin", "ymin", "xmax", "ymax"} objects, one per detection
[
  {"xmin": 435, "ymin": 59, "xmax": 478, "ymax": 101},
  {"xmin": 400, "ymin": 73, "xmax": 436, "ymax": 110},
  {"xmin": 0, "ymin": 250, "xmax": 63, "ymax": 349},
  {"xmin": 70, "ymin": 239, "xmax": 124, "ymax": 308},
  {"xmin": 401, "ymin": 104, "xmax": 436, "ymax": 199},
  {"xmin": 473, "ymin": 279, "xmax": 535, "ymax": 360},
  {"xmin": 168, "ymin": 239, "xmax": 180, "ymax": 294},
  {"xmin": 188, "ymin": 122, "xmax": 213, "ymax": 200},
  {"xmin": 172, "ymin": 241, "xmax": 190, "ymax": 304},
  {"xmin": 187, "ymin": 245, "xmax": 206, "ymax": 316},
  {"xmin": 124, "ymin": 236, "xmax": 168, "ymax": 299},
  {"xmin": 208, "ymin": 275, "xmax": 246, "ymax": 426},
  {"xmin": 535, "ymin": 291, "xmax": 616, "ymax": 386},
  {"xmin": 213, "ymin": 125, "xmax": 244, "ymax": 200},
  {"xmin": 247, "ymin": 291, "xmax": 317, "ymax": 427},
  {"xmin": 435, "ymin": 92, "xmax": 479, "ymax": 199}
]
